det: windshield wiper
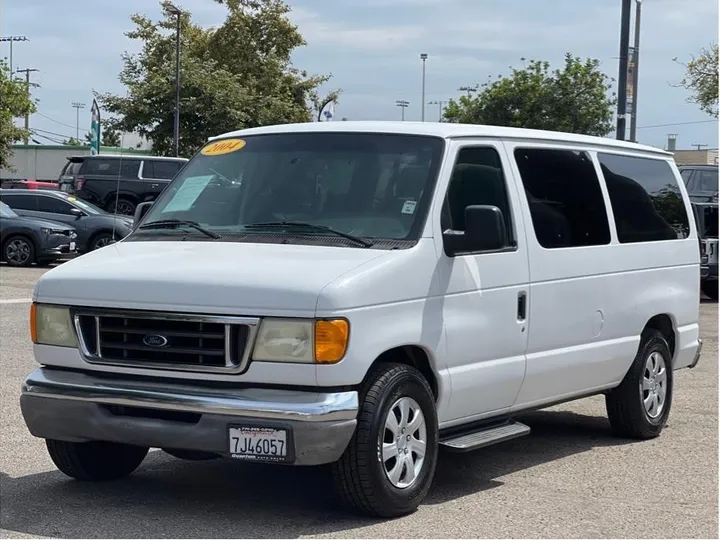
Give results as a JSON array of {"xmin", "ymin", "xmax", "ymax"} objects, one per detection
[
  {"xmin": 138, "ymin": 219, "xmax": 221, "ymax": 239},
  {"xmin": 243, "ymin": 221, "xmax": 373, "ymax": 247}
]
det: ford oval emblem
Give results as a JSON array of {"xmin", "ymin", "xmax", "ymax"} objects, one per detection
[{"xmin": 143, "ymin": 334, "xmax": 169, "ymax": 348}]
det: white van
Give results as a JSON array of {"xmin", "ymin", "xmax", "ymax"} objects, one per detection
[{"xmin": 20, "ymin": 122, "xmax": 703, "ymax": 517}]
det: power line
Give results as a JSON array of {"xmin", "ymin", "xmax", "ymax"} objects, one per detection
[
  {"xmin": 35, "ymin": 112, "xmax": 78, "ymax": 130},
  {"xmin": 32, "ymin": 127, "xmax": 76, "ymax": 140},
  {"xmin": 636, "ymin": 119, "xmax": 717, "ymax": 130}
]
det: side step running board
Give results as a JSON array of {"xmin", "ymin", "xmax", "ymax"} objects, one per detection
[{"xmin": 440, "ymin": 420, "xmax": 530, "ymax": 452}]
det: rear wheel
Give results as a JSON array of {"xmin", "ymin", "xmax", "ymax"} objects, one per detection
[
  {"xmin": 702, "ymin": 280, "xmax": 718, "ymax": 301},
  {"xmin": 332, "ymin": 363, "xmax": 439, "ymax": 518},
  {"xmin": 3, "ymin": 235, "xmax": 35, "ymax": 267},
  {"xmin": 605, "ymin": 329, "xmax": 673, "ymax": 439},
  {"xmin": 46, "ymin": 439, "xmax": 148, "ymax": 481},
  {"xmin": 108, "ymin": 198, "xmax": 136, "ymax": 216}
]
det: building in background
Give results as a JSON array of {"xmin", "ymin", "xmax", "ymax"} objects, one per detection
[
  {"xmin": 1, "ymin": 144, "xmax": 152, "ymax": 182},
  {"xmin": 672, "ymin": 148, "xmax": 719, "ymax": 166}
]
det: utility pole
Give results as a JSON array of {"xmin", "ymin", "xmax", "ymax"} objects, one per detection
[
  {"xmin": 458, "ymin": 86, "xmax": 477, "ymax": 97},
  {"xmin": 168, "ymin": 4, "xmax": 182, "ymax": 157},
  {"xmin": 429, "ymin": 100, "xmax": 447, "ymax": 122},
  {"xmin": 628, "ymin": 0, "xmax": 643, "ymax": 142},
  {"xmin": 420, "ymin": 53, "xmax": 428, "ymax": 122},
  {"xmin": 71, "ymin": 102, "xmax": 86, "ymax": 140},
  {"xmin": 0, "ymin": 36, "xmax": 28, "ymax": 74},
  {"xmin": 15, "ymin": 68, "xmax": 38, "ymax": 144},
  {"xmin": 396, "ymin": 100, "xmax": 410, "ymax": 121},
  {"xmin": 616, "ymin": 0, "xmax": 632, "ymax": 140},
  {"xmin": 692, "ymin": 143, "xmax": 708, "ymax": 151}
]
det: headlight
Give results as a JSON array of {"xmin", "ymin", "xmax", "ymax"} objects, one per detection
[
  {"xmin": 252, "ymin": 318, "xmax": 349, "ymax": 364},
  {"xmin": 30, "ymin": 304, "xmax": 77, "ymax": 347},
  {"xmin": 40, "ymin": 227, "xmax": 70, "ymax": 236}
]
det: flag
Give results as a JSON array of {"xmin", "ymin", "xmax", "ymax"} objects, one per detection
[
  {"xmin": 321, "ymin": 101, "xmax": 335, "ymax": 122},
  {"xmin": 90, "ymin": 99, "xmax": 101, "ymax": 155}
]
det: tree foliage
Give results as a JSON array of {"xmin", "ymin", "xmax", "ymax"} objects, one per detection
[
  {"xmin": 0, "ymin": 61, "xmax": 37, "ymax": 170},
  {"xmin": 444, "ymin": 54, "xmax": 616, "ymax": 136},
  {"xmin": 84, "ymin": 121, "xmax": 122, "ymax": 147},
  {"xmin": 674, "ymin": 44, "xmax": 718, "ymax": 118},
  {"xmin": 97, "ymin": 0, "xmax": 338, "ymax": 157}
]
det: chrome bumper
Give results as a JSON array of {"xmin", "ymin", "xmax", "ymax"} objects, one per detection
[{"xmin": 20, "ymin": 368, "xmax": 359, "ymax": 465}]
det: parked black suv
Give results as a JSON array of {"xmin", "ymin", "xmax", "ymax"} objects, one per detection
[
  {"xmin": 58, "ymin": 155, "xmax": 188, "ymax": 216},
  {"xmin": 680, "ymin": 164, "xmax": 719, "ymax": 300}
]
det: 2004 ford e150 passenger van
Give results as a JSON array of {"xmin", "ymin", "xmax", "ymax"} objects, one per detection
[{"xmin": 20, "ymin": 121, "xmax": 703, "ymax": 517}]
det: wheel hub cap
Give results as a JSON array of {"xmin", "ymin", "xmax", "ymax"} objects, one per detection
[
  {"xmin": 381, "ymin": 396, "xmax": 427, "ymax": 490},
  {"xmin": 641, "ymin": 351, "xmax": 667, "ymax": 419}
]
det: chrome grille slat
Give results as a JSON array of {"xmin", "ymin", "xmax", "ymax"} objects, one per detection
[{"xmin": 72, "ymin": 308, "xmax": 259, "ymax": 374}]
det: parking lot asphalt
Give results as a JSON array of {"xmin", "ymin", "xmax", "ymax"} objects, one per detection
[{"xmin": 0, "ymin": 264, "xmax": 717, "ymax": 539}]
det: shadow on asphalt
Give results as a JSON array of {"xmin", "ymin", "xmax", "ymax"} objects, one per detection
[{"xmin": 1, "ymin": 409, "xmax": 638, "ymax": 539}]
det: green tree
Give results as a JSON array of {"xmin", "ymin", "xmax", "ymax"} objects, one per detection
[
  {"xmin": 62, "ymin": 137, "xmax": 82, "ymax": 146},
  {"xmin": 444, "ymin": 54, "xmax": 616, "ymax": 136},
  {"xmin": 674, "ymin": 44, "xmax": 719, "ymax": 118},
  {"xmin": 97, "ymin": 0, "xmax": 338, "ymax": 157},
  {"xmin": 84, "ymin": 121, "xmax": 122, "ymax": 147},
  {"xmin": 0, "ymin": 61, "xmax": 37, "ymax": 170}
]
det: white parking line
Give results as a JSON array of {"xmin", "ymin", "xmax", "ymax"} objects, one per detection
[{"xmin": 0, "ymin": 298, "xmax": 32, "ymax": 305}]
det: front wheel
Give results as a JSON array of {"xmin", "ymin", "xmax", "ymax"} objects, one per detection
[
  {"xmin": 3, "ymin": 236, "xmax": 35, "ymax": 267},
  {"xmin": 605, "ymin": 329, "xmax": 674, "ymax": 439},
  {"xmin": 46, "ymin": 439, "xmax": 148, "ymax": 481},
  {"xmin": 332, "ymin": 363, "xmax": 439, "ymax": 518}
]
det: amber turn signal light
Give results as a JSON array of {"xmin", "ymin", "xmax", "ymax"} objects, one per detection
[{"xmin": 314, "ymin": 319, "xmax": 349, "ymax": 364}]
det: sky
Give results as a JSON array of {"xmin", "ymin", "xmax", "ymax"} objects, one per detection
[{"xmin": 1, "ymin": 0, "xmax": 718, "ymax": 151}]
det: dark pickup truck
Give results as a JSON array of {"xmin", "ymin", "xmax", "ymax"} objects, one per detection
[{"xmin": 58, "ymin": 155, "xmax": 188, "ymax": 216}]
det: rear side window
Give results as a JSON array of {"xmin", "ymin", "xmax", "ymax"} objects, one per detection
[
  {"xmin": 1, "ymin": 194, "xmax": 37, "ymax": 210},
  {"xmin": 81, "ymin": 158, "xmax": 120, "ymax": 175},
  {"xmin": 143, "ymin": 160, "xmax": 183, "ymax": 180},
  {"xmin": 598, "ymin": 154, "xmax": 690, "ymax": 243},
  {"xmin": 692, "ymin": 168, "xmax": 718, "ymax": 192},
  {"xmin": 513, "ymin": 148, "xmax": 611, "ymax": 249},
  {"xmin": 37, "ymin": 196, "xmax": 73, "ymax": 214}
]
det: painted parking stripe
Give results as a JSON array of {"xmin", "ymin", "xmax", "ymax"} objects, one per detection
[{"xmin": 0, "ymin": 298, "xmax": 33, "ymax": 305}]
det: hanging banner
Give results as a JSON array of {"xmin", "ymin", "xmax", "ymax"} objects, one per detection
[
  {"xmin": 320, "ymin": 100, "xmax": 335, "ymax": 122},
  {"xmin": 626, "ymin": 46, "xmax": 636, "ymax": 113},
  {"xmin": 90, "ymin": 99, "xmax": 101, "ymax": 155}
]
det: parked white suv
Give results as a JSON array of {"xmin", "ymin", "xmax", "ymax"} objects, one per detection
[{"xmin": 21, "ymin": 122, "xmax": 703, "ymax": 517}]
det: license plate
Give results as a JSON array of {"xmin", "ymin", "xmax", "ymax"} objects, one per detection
[
  {"xmin": 69, "ymin": 242, "xmax": 76, "ymax": 251},
  {"xmin": 228, "ymin": 426, "xmax": 289, "ymax": 462}
]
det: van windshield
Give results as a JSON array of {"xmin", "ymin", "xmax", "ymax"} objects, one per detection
[{"xmin": 137, "ymin": 132, "xmax": 445, "ymax": 246}]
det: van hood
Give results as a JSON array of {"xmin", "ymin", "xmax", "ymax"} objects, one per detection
[{"xmin": 34, "ymin": 240, "xmax": 391, "ymax": 316}]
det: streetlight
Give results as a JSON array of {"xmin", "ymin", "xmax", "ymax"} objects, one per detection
[
  {"xmin": 168, "ymin": 3, "xmax": 182, "ymax": 157},
  {"xmin": 458, "ymin": 86, "xmax": 477, "ymax": 97},
  {"xmin": 420, "ymin": 53, "xmax": 428, "ymax": 122},
  {"xmin": 396, "ymin": 100, "xmax": 410, "ymax": 121},
  {"xmin": 0, "ymin": 36, "xmax": 28, "ymax": 74},
  {"xmin": 71, "ymin": 102, "xmax": 86, "ymax": 141},
  {"xmin": 629, "ymin": 0, "xmax": 643, "ymax": 142},
  {"xmin": 429, "ymin": 100, "xmax": 446, "ymax": 122}
]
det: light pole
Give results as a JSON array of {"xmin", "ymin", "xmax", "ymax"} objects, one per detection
[
  {"xmin": 616, "ymin": 0, "xmax": 632, "ymax": 140},
  {"xmin": 0, "ymin": 36, "xmax": 28, "ymax": 74},
  {"xmin": 71, "ymin": 102, "xmax": 86, "ymax": 141},
  {"xmin": 458, "ymin": 86, "xmax": 477, "ymax": 97},
  {"xmin": 429, "ymin": 100, "xmax": 446, "ymax": 122},
  {"xmin": 168, "ymin": 4, "xmax": 182, "ymax": 157},
  {"xmin": 16, "ymin": 68, "xmax": 38, "ymax": 143},
  {"xmin": 420, "ymin": 53, "xmax": 428, "ymax": 122},
  {"xmin": 629, "ymin": 0, "xmax": 643, "ymax": 143},
  {"xmin": 396, "ymin": 100, "xmax": 409, "ymax": 121}
]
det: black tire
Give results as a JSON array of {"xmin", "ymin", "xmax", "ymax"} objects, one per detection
[
  {"xmin": 163, "ymin": 448, "xmax": 219, "ymax": 461},
  {"xmin": 46, "ymin": 439, "xmax": 149, "ymax": 481},
  {"xmin": 702, "ymin": 280, "xmax": 718, "ymax": 301},
  {"xmin": 332, "ymin": 363, "xmax": 439, "ymax": 518},
  {"xmin": 605, "ymin": 329, "xmax": 674, "ymax": 439},
  {"xmin": 3, "ymin": 235, "xmax": 35, "ymax": 267},
  {"xmin": 108, "ymin": 198, "xmax": 136, "ymax": 216},
  {"xmin": 89, "ymin": 232, "xmax": 115, "ymax": 251}
]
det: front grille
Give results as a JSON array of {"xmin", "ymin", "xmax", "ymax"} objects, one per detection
[{"xmin": 73, "ymin": 308, "xmax": 259, "ymax": 373}]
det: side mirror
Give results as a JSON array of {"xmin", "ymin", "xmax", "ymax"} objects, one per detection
[
  {"xmin": 133, "ymin": 201, "xmax": 154, "ymax": 228},
  {"xmin": 69, "ymin": 207, "xmax": 84, "ymax": 219},
  {"xmin": 444, "ymin": 205, "xmax": 508, "ymax": 255}
]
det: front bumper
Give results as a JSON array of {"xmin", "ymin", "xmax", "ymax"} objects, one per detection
[
  {"xmin": 20, "ymin": 368, "xmax": 358, "ymax": 466},
  {"xmin": 40, "ymin": 233, "xmax": 77, "ymax": 257}
]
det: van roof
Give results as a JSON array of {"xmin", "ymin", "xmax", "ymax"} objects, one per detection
[{"xmin": 214, "ymin": 121, "xmax": 670, "ymax": 156}]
